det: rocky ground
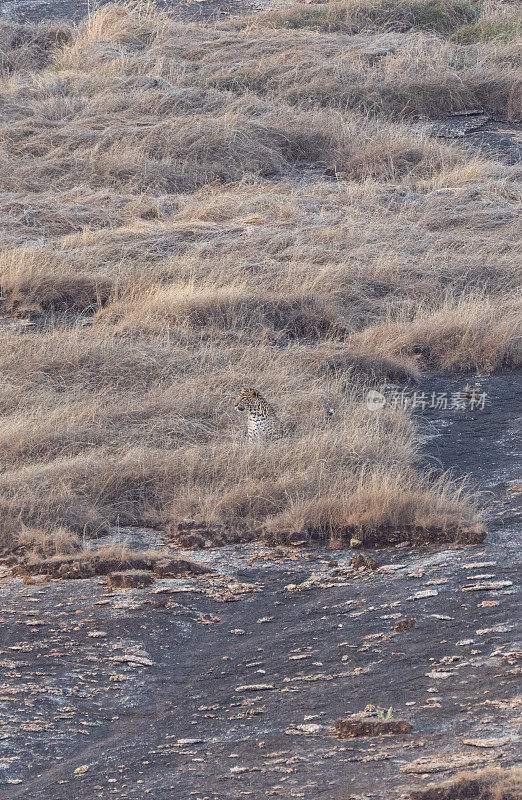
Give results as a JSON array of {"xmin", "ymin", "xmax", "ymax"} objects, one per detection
[
  {"xmin": 0, "ymin": 372, "xmax": 520, "ymax": 799},
  {"xmin": 427, "ymin": 116, "xmax": 522, "ymax": 167},
  {"xmin": 0, "ymin": 0, "xmax": 270, "ymax": 23}
]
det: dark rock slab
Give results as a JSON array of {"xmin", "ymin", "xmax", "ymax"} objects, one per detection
[
  {"xmin": 335, "ymin": 718, "xmax": 413, "ymax": 737},
  {"xmin": 153, "ymin": 557, "xmax": 211, "ymax": 578},
  {"xmin": 393, "ymin": 617, "xmax": 416, "ymax": 632},
  {"xmin": 107, "ymin": 570, "xmax": 155, "ymax": 589}
]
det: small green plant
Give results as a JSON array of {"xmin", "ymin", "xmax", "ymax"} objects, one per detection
[{"xmin": 376, "ymin": 706, "xmax": 394, "ymax": 720}]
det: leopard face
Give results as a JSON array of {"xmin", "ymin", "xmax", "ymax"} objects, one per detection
[{"xmin": 234, "ymin": 387, "xmax": 261, "ymax": 412}]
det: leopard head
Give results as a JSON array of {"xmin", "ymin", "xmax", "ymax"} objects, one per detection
[{"xmin": 234, "ymin": 387, "xmax": 260, "ymax": 411}]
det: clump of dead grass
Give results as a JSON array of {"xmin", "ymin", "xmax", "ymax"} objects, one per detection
[
  {"xmin": 196, "ymin": 26, "xmax": 520, "ymax": 120},
  {"xmin": 353, "ymin": 294, "xmax": 522, "ymax": 372},
  {"xmin": 261, "ymin": 465, "xmax": 483, "ymax": 547},
  {"xmin": 0, "ymin": 20, "xmax": 71, "ymax": 74},
  {"xmin": 452, "ymin": 18, "xmax": 519, "ymax": 44},
  {"xmin": 0, "ymin": 248, "xmax": 113, "ymax": 315},
  {"xmin": 303, "ymin": 341, "xmax": 421, "ymax": 383},
  {"xmin": 0, "ymin": 79, "xmax": 460, "ymax": 194},
  {"xmin": 77, "ymin": 0, "xmax": 168, "ymax": 47},
  {"xmin": 16, "ymin": 525, "xmax": 83, "ymax": 560},
  {"xmin": 451, "ymin": 1, "xmax": 521, "ymax": 44},
  {"xmin": 410, "ymin": 765, "xmax": 522, "ymax": 800},
  {"xmin": 96, "ymin": 283, "xmax": 348, "ymax": 339}
]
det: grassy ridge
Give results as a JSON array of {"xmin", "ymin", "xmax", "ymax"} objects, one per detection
[{"xmin": 1, "ymin": 0, "xmax": 520, "ymax": 562}]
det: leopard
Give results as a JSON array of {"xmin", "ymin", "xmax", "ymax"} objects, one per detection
[{"xmin": 234, "ymin": 387, "xmax": 285, "ymax": 442}]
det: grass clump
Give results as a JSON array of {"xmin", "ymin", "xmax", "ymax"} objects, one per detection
[
  {"xmin": 0, "ymin": 20, "xmax": 71, "ymax": 74},
  {"xmin": 0, "ymin": 249, "xmax": 113, "ymax": 316},
  {"xmin": 258, "ymin": 0, "xmax": 479, "ymax": 34},
  {"xmin": 229, "ymin": 0, "xmax": 519, "ymax": 119},
  {"xmin": 410, "ymin": 766, "xmax": 522, "ymax": 800},
  {"xmin": 96, "ymin": 284, "xmax": 349, "ymax": 339},
  {"xmin": 353, "ymin": 295, "xmax": 522, "ymax": 373},
  {"xmin": 451, "ymin": 19, "xmax": 519, "ymax": 44},
  {"xmin": 262, "ymin": 7, "xmax": 329, "ymax": 31},
  {"xmin": 0, "ymin": 78, "xmax": 458, "ymax": 192}
]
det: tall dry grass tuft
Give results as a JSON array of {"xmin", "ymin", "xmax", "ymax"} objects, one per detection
[
  {"xmin": 353, "ymin": 295, "xmax": 522, "ymax": 372},
  {"xmin": 0, "ymin": 85, "xmax": 462, "ymax": 195},
  {"xmin": 261, "ymin": 466, "xmax": 482, "ymax": 546},
  {"xmin": 77, "ymin": 0, "xmax": 168, "ymax": 46},
  {"xmin": 228, "ymin": 2, "xmax": 520, "ymax": 118},
  {"xmin": 410, "ymin": 766, "xmax": 522, "ymax": 800},
  {"xmin": 0, "ymin": 20, "xmax": 71, "ymax": 74},
  {"xmin": 17, "ymin": 525, "xmax": 83, "ymax": 560},
  {"xmin": 0, "ymin": 249, "xmax": 113, "ymax": 315},
  {"xmin": 95, "ymin": 284, "xmax": 349, "ymax": 338}
]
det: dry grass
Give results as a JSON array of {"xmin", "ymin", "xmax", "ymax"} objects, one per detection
[
  {"xmin": 0, "ymin": 249, "xmax": 113, "ymax": 316},
  {"xmin": 95, "ymin": 284, "xmax": 349, "ymax": 338},
  {"xmin": 0, "ymin": 76, "xmax": 460, "ymax": 194},
  {"xmin": 1, "ymin": 0, "xmax": 519, "ymax": 560},
  {"xmin": 451, "ymin": 2, "xmax": 521, "ymax": 44},
  {"xmin": 230, "ymin": 1, "xmax": 521, "ymax": 118},
  {"xmin": 0, "ymin": 20, "xmax": 71, "ymax": 74},
  {"xmin": 256, "ymin": 0, "xmax": 481, "ymax": 35},
  {"xmin": 410, "ymin": 766, "xmax": 522, "ymax": 800},
  {"xmin": 0, "ymin": 327, "xmax": 481, "ymax": 555},
  {"xmin": 354, "ymin": 294, "xmax": 522, "ymax": 372}
]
